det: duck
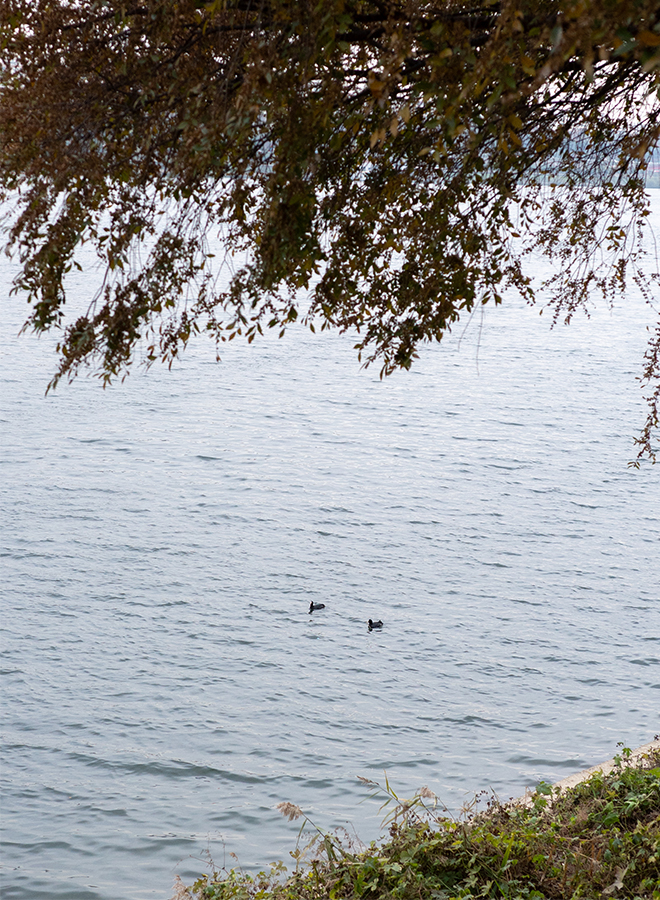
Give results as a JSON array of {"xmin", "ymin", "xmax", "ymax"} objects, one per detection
[
  {"xmin": 368, "ymin": 619, "xmax": 383, "ymax": 630},
  {"xmin": 309, "ymin": 601, "xmax": 326, "ymax": 613}
]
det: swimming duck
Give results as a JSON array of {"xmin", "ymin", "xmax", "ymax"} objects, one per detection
[
  {"xmin": 368, "ymin": 619, "xmax": 383, "ymax": 630},
  {"xmin": 309, "ymin": 601, "xmax": 326, "ymax": 613}
]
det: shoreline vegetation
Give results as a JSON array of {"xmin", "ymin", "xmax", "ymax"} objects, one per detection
[{"xmin": 173, "ymin": 740, "xmax": 660, "ymax": 900}]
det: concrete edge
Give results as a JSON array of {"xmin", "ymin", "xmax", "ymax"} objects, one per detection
[{"xmin": 511, "ymin": 738, "xmax": 660, "ymax": 808}]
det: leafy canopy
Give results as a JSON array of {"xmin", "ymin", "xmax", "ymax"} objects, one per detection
[{"xmin": 1, "ymin": 0, "xmax": 659, "ymax": 458}]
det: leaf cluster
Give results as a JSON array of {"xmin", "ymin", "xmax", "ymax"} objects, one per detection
[{"xmin": 1, "ymin": 1, "xmax": 660, "ymax": 456}]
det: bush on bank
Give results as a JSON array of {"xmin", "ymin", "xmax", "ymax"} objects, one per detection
[{"xmin": 176, "ymin": 747, "xmax": 660, "ymax": 900}]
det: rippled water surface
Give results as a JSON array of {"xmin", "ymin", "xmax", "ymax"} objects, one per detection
[{"xmin": 1, "ymin": 195, "xmax": 659, "ymax": 900}]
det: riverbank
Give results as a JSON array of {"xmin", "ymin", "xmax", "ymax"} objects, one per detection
[
  {"xmin": 174, "ymin": 739, "xmax": 660, "ymax": 900},
  {"xmin": 512, "ymin": 738, "xmax": 660, "ymax": 808},
  {"xmin": 551, "ymin": 739, "xmax": 660, "ymax": 794}
]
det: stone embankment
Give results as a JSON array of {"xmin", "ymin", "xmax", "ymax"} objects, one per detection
[{"xmin": 514, "ymin": 736, "xmax": 660, "ymax": 807}]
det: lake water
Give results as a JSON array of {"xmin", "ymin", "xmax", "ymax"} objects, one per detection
[{"xmin": 1, "ymin": 194, "xmax": 659, "ymax": 900}]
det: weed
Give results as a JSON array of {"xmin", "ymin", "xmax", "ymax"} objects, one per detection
[{"xmin": 178, "ymin": 746, "xmax": 660, "ymax": 900}]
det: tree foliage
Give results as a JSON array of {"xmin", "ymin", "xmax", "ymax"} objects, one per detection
[{"xmin": 1, "ymin": 0, "xmax": 659, "ymax": 458}]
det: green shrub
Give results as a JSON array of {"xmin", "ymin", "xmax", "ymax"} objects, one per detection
[{"xmin": 178, "ymin": 748, "xmax": 660, "ymax": 900}]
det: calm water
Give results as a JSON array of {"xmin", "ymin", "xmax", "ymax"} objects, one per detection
[{"xmin": 1, "ymin": 195, "xmax": 659, "ymax": 900}]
